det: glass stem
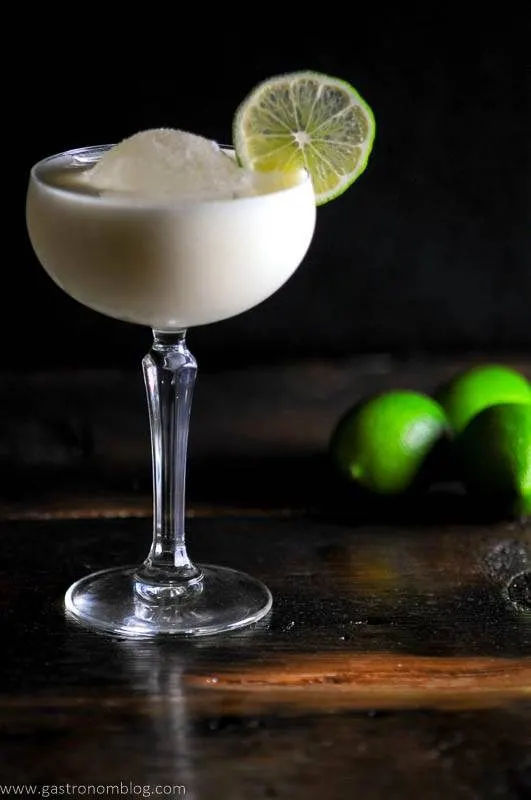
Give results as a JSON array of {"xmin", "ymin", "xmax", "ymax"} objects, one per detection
[{"xmin": 135, "ymin": 329, "xmax": 200, "ymax": 600}]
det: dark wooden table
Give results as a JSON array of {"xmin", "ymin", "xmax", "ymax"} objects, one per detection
[{"xmin": 0, "ymin": 356, "xmax": 529, "ymax": 798}]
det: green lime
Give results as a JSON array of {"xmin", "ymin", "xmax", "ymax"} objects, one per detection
[
  {"xmin": 435, "ymin": 364, "xmax": 531, "ymax": 434},
  {"xmin": 233, "ymin": 71, "xmax": 376, "ymax": 206},
  {"xmin": 457, "ymin": 403, "xmax": 531, "ymax": 518},
  {"xmin": 329, "ymin": 391, "xmax": 449, "ymax": 495}
]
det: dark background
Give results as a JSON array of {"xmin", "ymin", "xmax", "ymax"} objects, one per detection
[{"xmin": 15, "ymin": 10, "xmax": 530, "ymax": 371}]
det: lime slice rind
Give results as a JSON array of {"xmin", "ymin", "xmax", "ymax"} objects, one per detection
[{"xmin": 233, "ymin": 70, "xmax": 376, "ymax": 206}]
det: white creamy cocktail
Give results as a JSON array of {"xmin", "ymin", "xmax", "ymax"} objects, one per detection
[
  {"xmin": 27, "ymin": 130, "xmax": 316, "ymax": 329},
  {"xmin": 26, "ymin": 128, "xmax": 316, "ymax": 638}
]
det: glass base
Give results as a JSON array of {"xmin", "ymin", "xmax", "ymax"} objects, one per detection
[{"xmin": 64, "ymin": 564, "xmax": 272, "ymax": 638}]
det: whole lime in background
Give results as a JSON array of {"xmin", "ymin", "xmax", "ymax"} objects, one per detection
[
  {"xmin": 457, "ymin": 403, "xmax": 531, "ymax": 518},
  {"xmin": 434, "ymin": 364, "xmax": 531, "ymax": 435},
  {"xmin": 329, "ymin": 390, "xmax": 449, "ymax": 495}
]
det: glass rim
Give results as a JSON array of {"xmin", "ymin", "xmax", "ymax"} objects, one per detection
[{"xmin": 29, "ymin": 143, "xmax": 313, "ymax": 210}]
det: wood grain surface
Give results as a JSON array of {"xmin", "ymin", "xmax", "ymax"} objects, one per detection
[{"xmin": 0, "ymin": 357, "xmax": 529, "ymax": 796}]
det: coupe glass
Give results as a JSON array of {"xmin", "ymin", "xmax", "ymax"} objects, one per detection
[{"xmin": 26, "ymin": 144, "xmax": 316, "ymax": 637}]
